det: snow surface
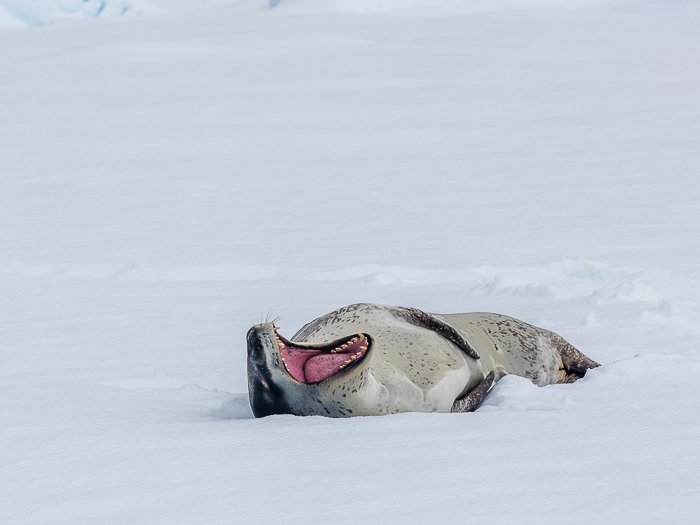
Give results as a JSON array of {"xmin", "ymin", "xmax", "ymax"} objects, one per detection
[
  {"xmin": 1, "ymin": 0, "xmax": 699, "ymax": 523},
  {"xmin": 0, "ymin": 0, "xmax": 138, "ymax": 26}
]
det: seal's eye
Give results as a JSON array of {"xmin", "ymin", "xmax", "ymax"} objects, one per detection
[{"xmin": 274, "ymin": 333, "xmax": 371, "ymax": 383}]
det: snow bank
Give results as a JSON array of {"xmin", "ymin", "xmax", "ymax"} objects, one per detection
[
  {"xmin": 0, "ymin": 0, "xmax": 651, "ymax": 28},
  {"xmin": 272, "ymin": 0, "xmax": 643, "ymax": 16}
]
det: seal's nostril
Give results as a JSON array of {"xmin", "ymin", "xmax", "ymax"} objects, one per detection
[{"xmin": 246, "ymin": 333, "xmax": 268, "ymax": 364}]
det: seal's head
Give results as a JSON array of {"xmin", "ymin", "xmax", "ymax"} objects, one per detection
[{"xmin": 247, "ymin": 323, "xmax": 374, "ymax": 417}]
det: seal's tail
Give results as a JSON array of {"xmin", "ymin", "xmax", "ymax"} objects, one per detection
[{"xmin": 553, "ymin": 335, "xmax": 600, "ymax": 382}]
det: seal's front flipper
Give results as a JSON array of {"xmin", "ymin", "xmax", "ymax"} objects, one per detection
[
  {"xmin": 395, "ymin": 307, "xmax": 480, "ymax": 359},
  {"xmin": 451, "ymin": 371, "xmax": 495, "ymax": 413}
]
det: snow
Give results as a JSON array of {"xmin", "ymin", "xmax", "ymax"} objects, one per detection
[
  {"xmin": 1, "ymin": 0, "xmax": 699, "ymax": 523},
  {"xmin": 0, "ymin": 0, "xmax": 137, "ymax": 26}
]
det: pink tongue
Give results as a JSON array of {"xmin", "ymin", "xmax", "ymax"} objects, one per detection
[{"xmin": 304, "ymin": 354, "xmax": 351, "ymax": 383}]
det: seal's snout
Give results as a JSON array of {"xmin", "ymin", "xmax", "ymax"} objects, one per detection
[
  {"xmin": 246, "ymin": 324, "xmax": 273, "ymax": 365},
  {"xmin": 247, "ymin": 323, "xmax": 294, "ymax": 418}
]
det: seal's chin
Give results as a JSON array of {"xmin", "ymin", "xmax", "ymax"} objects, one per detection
[{"xmin": 274, "ymin": 331, "xmax": 371, "ymax": 383}]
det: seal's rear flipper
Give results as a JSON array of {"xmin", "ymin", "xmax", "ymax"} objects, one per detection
[
  {"xmin": 451, "ymin": 371, "xmax": 495, "ymax": 413},
  {"xmin": 396, "ymin": 307, "xmax": 480, "ymax": 359},
  {"xmin": 555, "ymin": 336, "xmax": 600, "ymax": 381}
]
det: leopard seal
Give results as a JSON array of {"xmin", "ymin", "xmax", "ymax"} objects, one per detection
[{"xmin": 246, "ymin": 303, "xmax": 599, "ymax": 418}]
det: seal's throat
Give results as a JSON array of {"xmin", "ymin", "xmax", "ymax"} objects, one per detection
[{"xmin": 274, "ymin": 331, "xmax": 370, "ymax": 383}]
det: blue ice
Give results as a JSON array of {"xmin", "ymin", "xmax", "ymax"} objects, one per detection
[
  {"xmin": 0, "ymin": 0, "xmax": 128, "ymax": 26},
  {"xmin": 0, "ymin": 0, "xmax": 51, "ymax": 25}
]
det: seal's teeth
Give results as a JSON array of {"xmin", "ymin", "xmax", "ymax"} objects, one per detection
[
  {"xmin": 360, "ymin": 346, "xmax": 367, "ymax": 351},
  {"xmin": 344, "ymin": 360, "xmax": 351, "ymax": 364}
]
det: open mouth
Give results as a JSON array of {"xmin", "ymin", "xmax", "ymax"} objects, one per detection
[{"xmin": 273, "ymin": 330, "xmax": 372, "ymax": 383}]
